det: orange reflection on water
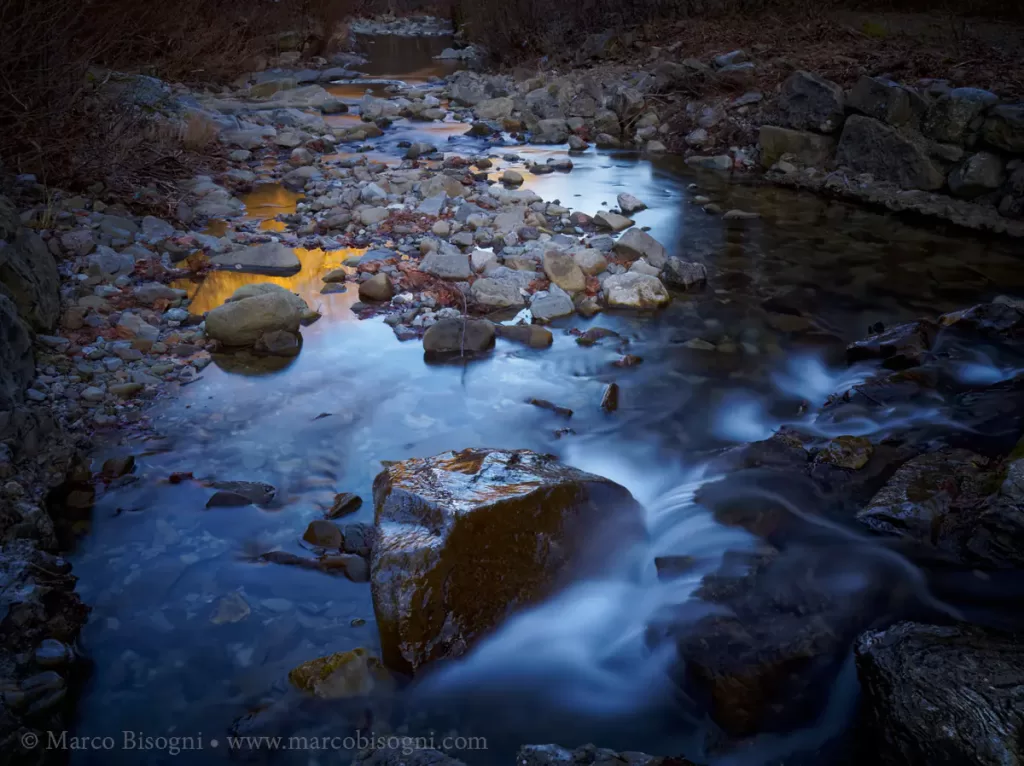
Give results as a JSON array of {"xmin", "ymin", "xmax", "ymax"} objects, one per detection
[{"xmin": 175, "ymin": 247, "xmax": 366, "ymax": 319}]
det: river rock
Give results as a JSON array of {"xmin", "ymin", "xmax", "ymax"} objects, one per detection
[
  {"xmin": 502, "ymin": 170, "xmax": 524, "ymax": 186},
  {"xmin": 847, "ymin": 76, "xmax": 924, "ymax": 127},
  {"xmin": 359, "ymin": 274, "xmax": 393, "ymax": 302},
  {"xmin": 422, "ymin": 318, "xmax": 496, "ymax": 359},
  {"xmin": 660, "ymin": 257, "xmax": 707, "ymax": 290},
  {"xmin": 593, "ymin": 211, "xmax": 633, "ymax": 231},
  {"xmin": 494, "ymin": 324, "xmax": 553, "ymax": 348},
  {"xmin": 603, "ymin": 273, "xmax": 670, "ymax": 309},
  {"xmin": 211, "ymin": 243, "xmax": 301, "ymax": 276},
  {"xmin": 542, "ymin": 251, "xmax": 586, "ymax": 293},
  {"xmin": 572, "ymin": 249, "xmax": 607, "ymax": 276},
  {"xmin": 288, "ymin": 647, "xmax": 392, "ymax": 699},
  {"xmin": 530, "ymin": 288, "xmax": 575, "ymax": 321},
  {"xmin": 778, "ymin": 71, "xmax": 845, "ymax": 133},
  {"xmin": 758, "ymin": 125, "xmax": 837, "ymax": 168},
  {"xmin": 612, "ymin": 228, "xmax": 668, "ymax": 267},
  {"xmin": 205, "ymin": 291, "xmax": 302, "ymax": 347},
  {"xmin": 858, "ymin": 449, "xmax": 1024, "ymax": 568},
  {"xmin": 845, "ymin": 319, "xmax": 936, "ymax": 369},
  {"xmin": 983, "ymin": 103, "xmax": 1024, "ymax": 153},
  {"xmin": 475, "ymin": 97, "xmax": 514, "ymax": 121},
  {"xmin": 225, "ymin": 283, "xmax": 309, "ymax": 315},
  {"xmin": 923, "ymin": 87, "xmax": 998, "ymax": 144},
  {"xmin": 616, "ymin": 193, "xmax": 647, "ymax": 214},
  {"xmin": 855, "ymin": 622, "xmax": 1024, "ymax": 766},
  {"xmin": 948, "ymin": 151, "xmax": 1006, "ymax": 199},
  {"xmin": 370, "ymin": 448, "xmax": 644, "ymax": 673},
  {"xmin": 471, "ymin": 277, "xmax": 525, "ymax": 309},
  {"xmin": 421, "ymin": 252, "xmax": 471, "ymax": 280},
  {"xmin": 532, "ymin": 119, "xmax": 569, "ymax": 144}
]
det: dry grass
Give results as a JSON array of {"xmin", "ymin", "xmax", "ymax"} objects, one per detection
[{"xmin": 0, "ymin": 0, "xmax": 357, "ymax": 202}]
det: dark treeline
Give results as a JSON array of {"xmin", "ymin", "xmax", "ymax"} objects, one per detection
[{"xmin": 455, "ymin": 0, "xmax": 1023, "ymax": 61}]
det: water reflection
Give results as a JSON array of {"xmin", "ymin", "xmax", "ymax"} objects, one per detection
[{"xmin": 176, "ymin": 247, "xmax": 362, "ymax": 317}]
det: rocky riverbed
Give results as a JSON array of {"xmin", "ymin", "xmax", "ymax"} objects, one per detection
[{"xmin": 2, "ymin": 16, "xmax": 1024, "ymax": 766}]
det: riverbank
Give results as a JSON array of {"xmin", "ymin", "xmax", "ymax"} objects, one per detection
[{"xmin": 2, "ymin": 12, "xmax": 1024, "ymax": 766}]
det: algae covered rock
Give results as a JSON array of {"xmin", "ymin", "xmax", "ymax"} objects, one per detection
[
  {"xmin": 288, "ymin": 647, "xmax": 393, "ymax": 699},
  {"xmin": 370, "ymin": 448, "xmax": 644, "ymax": 674}
]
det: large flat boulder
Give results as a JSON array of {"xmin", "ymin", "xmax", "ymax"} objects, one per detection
[
  {"xmin": 205, "ymin": 289, "xmax": 302, "ymax": 347},
  {"xmin": 856, "ymin": 622, "xmax": 1024, "ymax": 766},
  {"xmin": 211, "ymin": 243, "xmax": 301, "ymax": 275},
  {"xmin": 370, "ymin": 448, "xmax": 644, "ymax": 674},
  {"xmin": 836, "ymin": 116, "xmax": 945, "ymax": 191}
]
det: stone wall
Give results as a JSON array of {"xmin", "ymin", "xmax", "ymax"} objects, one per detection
[{"xmin": 759, "ymin": 71, "xmax": 1024, "ymax": 232}]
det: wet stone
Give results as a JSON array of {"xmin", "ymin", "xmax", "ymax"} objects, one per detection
[
  {"xmin": 210, "ymin": 592, "xmax": 251, "ymax": 625},
  {"xmin": 34, "ymin": 639, "xmax": 71, "ymax": 668},
  {"xmin": 208, "ymin": 481, "xmax": 276, "ymax": 507},
  {"xmin": 371, "ymin": 448, "xmax": 644, "ymax": 674},
  {"xmin": 814, "ymin": 436, "xmax": 873, "ymax": 470},
  {"xmin": 326, "ymin": 492, "xmax": 362, "ymax": 519},
  {"xmin": 288, "ymin": 647, "xmax": 392, "ymax": 700},
  {"xmin": 846, "ymin": 320, "xmax": 937, "ymax": 370},
  {"xmin": 303, "ymin": 519, "xmax": 343, "ymax": 549}
]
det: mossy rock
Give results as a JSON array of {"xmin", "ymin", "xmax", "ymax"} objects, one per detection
[{"xmin": 288, "ymin": 647, "xmax": 392, "ymax": 699}]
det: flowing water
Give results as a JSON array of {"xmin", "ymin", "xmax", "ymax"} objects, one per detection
[{"xmin": 68, "ymin": 33, "xmax": 1024, "ymax": 765}]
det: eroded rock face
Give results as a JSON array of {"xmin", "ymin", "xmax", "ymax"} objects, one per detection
[
  {"xmin": 0, "ymin": 222, "xmax": 60, "ymax": 333},
  {"xmin": 370, "ymin": 448, "xmax": 644, "ymax": 674},
  {"xmin": 855, "ymin": 622, "xmax": 1024, "ymax": 766}
]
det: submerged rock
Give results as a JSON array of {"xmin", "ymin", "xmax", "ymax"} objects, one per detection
[
  {"xmin": 370, "ymin": 448, "xmax": 644, "ymax": 673},
  {"xmin": 856, "ymin": 622, "xmax": 1024, "ymax": 766},
  {"xmin": 288, "ymin": 647, "xmax": 392, "ymax": 699}
]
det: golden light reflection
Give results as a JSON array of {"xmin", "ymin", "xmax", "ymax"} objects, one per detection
[{"xmin": 175, "ymin": 247, "xmax": 365, "ymax": 317}]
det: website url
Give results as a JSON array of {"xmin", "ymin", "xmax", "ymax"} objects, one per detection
[{"xmin": 227, "ymin": 733, "xmax": 488, "ymax": 754}]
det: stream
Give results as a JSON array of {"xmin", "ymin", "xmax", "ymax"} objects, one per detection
[{"xmin": 67, "ymin": 32, "xmax": 1024, "ymax": 765}]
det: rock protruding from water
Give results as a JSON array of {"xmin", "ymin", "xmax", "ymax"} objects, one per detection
[
  {"xmin": 205, "ymin": 284, "xmax": 305, "ymax": 349},
  {"xmin": 370, "ymin": 448, "xmax": 644, "ymax": 674},
  {"xmin": 210, "ymin": 242, "xmax": 301, "ymax": 275},
  {"xmin": 855, "ymin": 622, "xmax": 1024, "ymax": 766}
]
